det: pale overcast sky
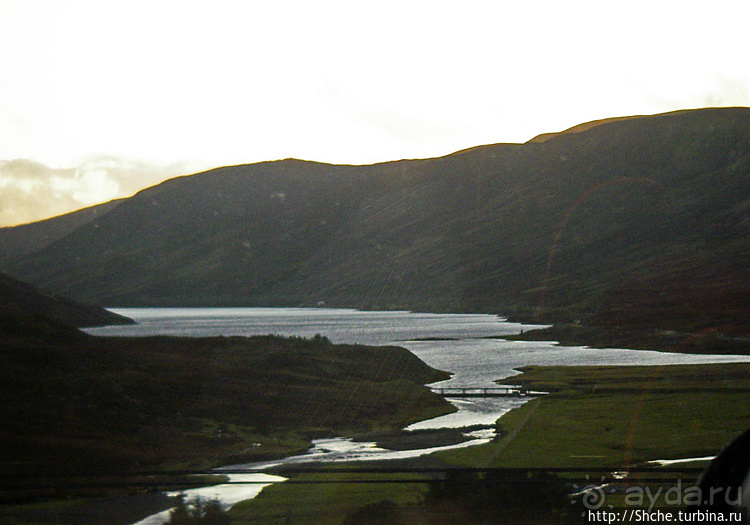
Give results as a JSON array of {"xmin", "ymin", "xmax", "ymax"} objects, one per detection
[{"xmin": 1, "ymin": 0, "xmax": 750, "ymax": 226}]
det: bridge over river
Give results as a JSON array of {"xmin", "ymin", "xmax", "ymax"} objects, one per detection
[{"xmin": 431, "ymin": 386, "xmax": 547, "ymax": 398}]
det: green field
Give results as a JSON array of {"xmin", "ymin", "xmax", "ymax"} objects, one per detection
[{"xmin": 437, "ymin": 363, "xmax": 750, "ymax": 468}]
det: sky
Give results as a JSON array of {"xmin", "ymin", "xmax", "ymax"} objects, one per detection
[{"xmin": 1, "ymin": 0, "xmax": 750, "ymax": 227}]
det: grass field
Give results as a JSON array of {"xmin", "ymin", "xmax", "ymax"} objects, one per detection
[
  {"xmin": 230, "ymin": 471, "xmax": 431, "ymax": 525},
  {"xmin": 438, "ymin": 363, "xmax": 750, "ymax": 468}
]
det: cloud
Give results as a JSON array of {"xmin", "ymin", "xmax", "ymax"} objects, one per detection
[{"xmin": 0, "ymin": 157, "xmax": 203, "ymax": 227}]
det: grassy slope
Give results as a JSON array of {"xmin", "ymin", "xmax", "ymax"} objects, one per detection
[{"xmin": 0, "ymin": 332, "xmax": 453, "ymax": 477}]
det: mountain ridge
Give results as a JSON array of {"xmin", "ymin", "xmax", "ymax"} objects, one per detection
[{"xmin": 2, "ymin": 107, "xmax": 749, "ymax": 341}]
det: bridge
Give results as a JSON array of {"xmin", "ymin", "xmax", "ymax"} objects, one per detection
[{"xmin": 431, "ymin": 387, "xmax": 546, "ymax": 398}]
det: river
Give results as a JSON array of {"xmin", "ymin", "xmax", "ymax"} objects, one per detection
[{"xmin": 86, "ymin": 308, "xmax": 750, "ymax": 523}]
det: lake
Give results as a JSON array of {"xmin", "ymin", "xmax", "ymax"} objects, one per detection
[{"xmin": 88, "ymin": 307, "xmax": 750, "ymax": 430}]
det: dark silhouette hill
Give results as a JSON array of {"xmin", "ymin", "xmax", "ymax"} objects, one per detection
[
  {"xmin": 0, "ymin": 271, "xmax": 132, "ymax": 336},
  {"xmin": 2, "ymin": 107, "xmax": 749, "ymax": 340},
  {"xmin": 0, "ymin": 266, "xmax": 451, "ymax": 479},
  {"xmin": 0, "ymin": 322, "xmax": 451, "ymax": 474}
]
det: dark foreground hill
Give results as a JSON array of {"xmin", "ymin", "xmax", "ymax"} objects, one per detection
[
  {"xmin": 2, "ymin": 107, "xmax": 750, "ymax": 343},
  {"xmin": 0, "ymin": 271, "xmax": 132, "ymax": 334},
  {"xmin": 0, "ymin": 275, "xmax": 452, "ymax": 509},
  {"xmin": 0, "ymin": 321, "xmax": 451, "ymax": 476}
]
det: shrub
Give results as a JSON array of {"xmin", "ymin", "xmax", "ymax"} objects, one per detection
[{"xmin": 166, "ymin": 495, "xmax": 231, "ymax": 525}]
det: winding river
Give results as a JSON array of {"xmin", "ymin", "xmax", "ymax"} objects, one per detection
[{"xmin": 85, "ymin": 308, "xmax": 750, "ymax": 523}]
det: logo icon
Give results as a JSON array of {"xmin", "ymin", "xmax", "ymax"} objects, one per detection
[{"xmin": 570, "ymin": 475, "xmax": 616, "ymax": 515}]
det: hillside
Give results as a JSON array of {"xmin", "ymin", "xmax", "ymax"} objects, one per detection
[
  {"xmin": 0, "ymin": 271, "xmax": 132, "ymax": 332},
  {"xmin": 0, "ymin": 198, "xmax": 122, "ymax": 265},
  {"xmin": 0, "ymin": 321, "xmax": 452, "ymax": 475},
  {"xmin": 1, "ymin": 107, "xmax": 749, "ymax": 340}
]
